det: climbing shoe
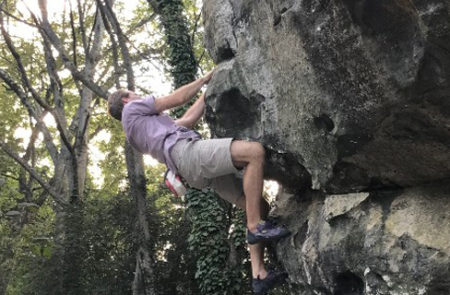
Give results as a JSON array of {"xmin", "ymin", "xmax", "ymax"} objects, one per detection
[
  {"xmin": 252, "ymin": 269, "xmax": 288, "ymax": 295},
  {"xmin": 247, "ymin": 220, "xmax": 290, "ymax": 245}
]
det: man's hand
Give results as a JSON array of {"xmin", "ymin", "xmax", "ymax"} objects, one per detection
[
  {"xmin": 202, "ymin": 70, "xmax": 214, "ymax": 84},
  {"xmin": 154, "ymin": 69, "xmax": 215, "ymax": 113}
]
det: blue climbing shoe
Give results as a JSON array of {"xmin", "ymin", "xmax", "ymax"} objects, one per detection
[
  {"xmin": 247, "ymin": 220, "xmax": 290, "ymax": 245},
  {"xmin": 252, "ymin": 269, "xmax": 288, "ymax": 295}
]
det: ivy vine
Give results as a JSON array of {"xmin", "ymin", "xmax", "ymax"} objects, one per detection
[
  {"xmin": 154, "ymin": 0, "xmax": 249, "ymax": 293},
  {"xmin": 186, "ymin": 188, "xmax": 248, "ymax": 295}
]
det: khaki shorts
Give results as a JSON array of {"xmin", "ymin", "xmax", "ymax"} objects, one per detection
[{"xmin": 170, "ymin": 138, "xmax": 244, "ymax": 205}]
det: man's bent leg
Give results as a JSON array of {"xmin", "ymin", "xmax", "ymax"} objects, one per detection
[
  {"xmin": 230, "ymin": 149, "xmax": 288, "ymax": 293},
  {"xmin": 249, "ymin": 244, "xmax": 266, "ymax": 278},
  {"xmin": 236, "ymin": 195, "xmax": 270, "ymax": 279},
  {"xmin": 230, "ymin": 140, "xmax": 265, "ymax": 232}
]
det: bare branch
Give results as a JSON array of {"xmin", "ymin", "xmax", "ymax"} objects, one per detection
[
  {"xmin": 87, "ymin": 6, "xmax": 105, "ymax": 64},
  {"xmin": 72, "ymin": 1, "xmax": 106, "ymax": 149},
  {"xmin": 1, "ymin": 173, "xmax": 20, "ymax": 181},
  {"xmin": 31, "ymin": 3, "xmax": 109, "ymax": 99},
  {"xmin": 0, "ymin": 6, "xmax": 37, "ymax": 28},
  {"xmin": 69, "ymin": 4, "xmax": 78, "ymax": 67},
  {"xmin": 128, "ymin": 13, "xmax": 156, "ymax": 33},
  {"xmin": 99, "ymin": 0, "xmax": 135, "ymax": 90},
  {"xmin": 37, "ymin": 0, "xmax": 48, "ymax": 20},
  {"xmin": 0, "ymin": 12, "xmax": 51, "ymax": 110},
  {"xmin": 89, "ymin": 125, "xmax": 103, "ymax": 140},
  {"xmin": 0, "ymin": 68, "xmax": 32, "ymax": 112},
  {"xmin": 190, "ymin": 7, "xmax": 203, "ymax": 48},
  {"xmin": 41, "ymin": 32, "xmax": 66, "ymax": 113},
  {"xmin": 197, "ymin": 49, "xmax": 206, "ymax": 71},
  {"xmin": 0, "ymin": 140, "xmax": 66, "ymax": 206},
  {"xmin": 146, "ymin": 0, "xmax": 160, "ymax": 13},
  {"xmin": 23, "ymin": 119, "xmax": 44, "ymax": 162},
  {"xmin": 0, "ymin": 11, "xmax": 76, "ymax": 156},
  {"xmin": 97, "ymin": 0, "xmax": 120, "ymax": 88},
  {"xmin": 0, "ymin": 69, "xmax": 60, "ymax": 163},
  {"xmin": 76, "ymin": 0, "xmax": 88, "ymax": 54}
]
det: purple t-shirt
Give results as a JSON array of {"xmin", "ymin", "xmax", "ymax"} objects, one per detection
[{"xmin": 121, "ymin": 95, "xmax": 201, "ymax": 174}]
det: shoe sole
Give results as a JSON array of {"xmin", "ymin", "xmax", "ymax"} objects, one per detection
[
  {"xmin": 253, "ymin": 272, "xmax": 288, "ymax": 295},
  {"xmin": 247, "ymin": 230, "xmax": 290, "ymax": 245}
]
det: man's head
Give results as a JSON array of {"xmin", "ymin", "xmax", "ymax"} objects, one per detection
[{"xmin": 107, "ymin": 89, "xmax": 141, "ymax": 121}]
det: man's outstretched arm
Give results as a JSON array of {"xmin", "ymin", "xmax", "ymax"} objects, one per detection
[
  {"xmin": 154, "ymin": 71, "xmax": 213, "ymax": 113},
  {"xmin": 175, "ymin": 92, "xmax": 205, "ymax": 129}
]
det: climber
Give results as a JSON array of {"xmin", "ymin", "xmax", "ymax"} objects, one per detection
[{"xmin": 107, "ymin": 70, "xmax": 290, "ymax": 294}]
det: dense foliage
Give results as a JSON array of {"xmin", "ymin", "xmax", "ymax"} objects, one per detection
[{"xmin": 187, "ymin": 191, "xmax": 249, "ymax": 294}]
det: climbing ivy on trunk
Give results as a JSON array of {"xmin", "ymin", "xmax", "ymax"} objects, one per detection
[
  {"xmin": 147, "ymin": 0, "xmax": 249, "ymax": 294},
  {"xmin": 186, "ymin": 189, "xmax": 248, "ymax": 295},
  {"xmin": 148, "ymin": 0, "xmax": 197, "ymax": 118}
]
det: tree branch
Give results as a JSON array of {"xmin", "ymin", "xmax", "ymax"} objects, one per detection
[
  {"xmin": 0, "ymin": 12, "xmax": 51, "ymax": 111},
  {"xmin": 76, "ymin": 0, "xmax": 88, "ymax": 53},
  {"xmin": 72, "ymin": 1, "xmax": 106, "ymax": 146},
  {"xmin": 0, "ymin": 11, "xmax": 75, "ymax": 155},
  {"xmin": 99, "ymin": 0, "xmax": 135, "ymax": 90},
  {"xmin": 0, "ymin": 6, "xmax": 37, "ymax": 28},
  {"xmin": 97, "ymin": 0, "xmax": 121, "ymax": 88},
  {"xmin": 69, "ymin": 3, "xmax": 78, "ymax": 67},
  {"xmin": 31, "ymin": 2, "xmax": 109, "ymax": 99},
  {"xmin": 1, "ymin": 173, "xmax": 20, "ymax": 181},
  {"xmin": 0, "ymin": 69, "xmax": 60, "ymax": 164},
  {"xmin": 128, "ymin": 13, "xmax": 156, "ymax": 33},
  {"xmin": 23, "ymin": 120, "xmax": 43, "ymax": 162},
  {"xmin": 190, "ymin": 7, "xmax": 203, "ymax": 49},
  {"xmin": 0, "ymin": 140, "xmax": 66, "ymax": 206}
]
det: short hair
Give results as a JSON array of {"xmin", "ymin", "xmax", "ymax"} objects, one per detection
[{"xmin": 108, "ymin": 89, "xmax": 129, "ymax": 121}]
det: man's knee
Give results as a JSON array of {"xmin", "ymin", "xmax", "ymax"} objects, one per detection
[
  {"xmin": 231, "ymin": 140, "xmax": 266, "ymax": 165},
  {"xmin": 250, "ymin": 142, "xmax": 265, "ymax": 163}
]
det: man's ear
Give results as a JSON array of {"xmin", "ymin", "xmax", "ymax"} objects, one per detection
[{"xmin": 122, "ymin": 97, "xmax": 129, "ymax": 104}]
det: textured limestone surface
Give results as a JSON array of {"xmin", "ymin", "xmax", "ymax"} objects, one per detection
[
  {"xmin": 203, "ymin": 0, "xmax": 450, "ymax": 294},
  {"xmin": 273, "ymin": 183, "xmax": 450, "ymax": 295},
  {"xmin": 204, "ymin": 0, "xmax": 450, "ymax": 192}
]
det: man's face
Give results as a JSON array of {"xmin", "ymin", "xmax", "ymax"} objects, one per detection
[{"xmin": 122, "ymin": 91, "xmax": 141, "ymax": 104}]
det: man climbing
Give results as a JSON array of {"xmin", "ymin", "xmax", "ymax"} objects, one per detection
[{"xmin": 107, "ymin": 70, "xmax": 290, "ymax": 294}]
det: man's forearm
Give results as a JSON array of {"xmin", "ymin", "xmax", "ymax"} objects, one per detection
[
  {"xmin": 154, "ymin": 70, "xmax": 213, "ymax": 113},
  {"xmin": 185, "ymin": 93, "xmax": 205, "ymax": 121},
  {"xmin": 171, "ymin": 77, "xmax": 206, "ymax": 106},
  {"xmin": 175, "ymin": 93, "xmax": 205, "ymax": 128}
]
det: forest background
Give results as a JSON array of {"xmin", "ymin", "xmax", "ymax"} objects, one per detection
[{"xmin": 0, "ymin": 0, "xmax": 285, "ymax": 294}]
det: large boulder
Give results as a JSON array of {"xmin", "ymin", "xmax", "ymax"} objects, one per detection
[
  {"xmin": 273, "ymin": 183, "xmax": 450, "ymax": 294},
  {"xmin": 203, "ymin": 0, "xmax": 450, "ymax": 293},
  {"xmin": 203, "ymin": 0, "xmax": 450, "ymax": 192}
]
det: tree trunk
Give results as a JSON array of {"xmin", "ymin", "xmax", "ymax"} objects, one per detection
[
  {"xmin": 147, "ymin": 1, "xmax": 238, "ymax": 294},
  {"xmin": 147, "ymin": 0, "xmax": 197, "ymax": 117},
  {"xmin": 98, "ymin": 1, "xmax": 157, "ymax": 293},
  {"xmin": 125, "ymin": 144, "xmax": 156, "ymax": 295},
  {"xmin": 148, "ymin": 1, "xmax": 249, "ymax": 293}
]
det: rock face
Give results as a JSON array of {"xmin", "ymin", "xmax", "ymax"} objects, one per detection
[
  {"xmin": 204, "ymin": 0, "xmax": 450, "ymax": 192},
  {"xmin": 273, "ymin": 183, "xmax": 450, "ymax": 294},
  {"xmin": 203, "ymin": 0, "xmax": 450, "ymax": 294}
]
